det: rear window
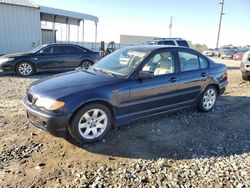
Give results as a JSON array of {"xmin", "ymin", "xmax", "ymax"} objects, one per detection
[
  {"xmin": 157, "ymin": 41, "xmax": 175, "ymax": 45},
  {"xmin": 177, "ymin": 40, "xmax": 189, "ymax": 47}
]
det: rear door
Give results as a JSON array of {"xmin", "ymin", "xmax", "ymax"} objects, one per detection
[
  {"xmin": 60, "ymin": 45, "xmax": 83, "ymax": 69},
  {"xmin": 177, "ymin": 49, "xmax": 209, "ymax": 102}
]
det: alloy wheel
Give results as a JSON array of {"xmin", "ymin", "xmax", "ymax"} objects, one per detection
[
  {"xmin": 18, "ymin": 63, "xmax": 33, "ymax": 76},
  {"xmin": 78, "ymin": 109, "xmax": 108, "ymax": 140},
  {"xmin": 203, "ymin": 88, "xmax": 216, "ymax": 110}
]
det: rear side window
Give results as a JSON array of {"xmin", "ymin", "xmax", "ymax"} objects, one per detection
[
  {"xmin": 177, "ymin": 40, "xmax": 189, "ymax": 47},
  {"xmin": 199, "ymin": 55, "xmax": 209, "ymax": 69},
  {"xmin": 178, "ymin": 51, "xmax": 200, "ymax": 71},
  {"xmin": 157, "ymin": 41, "xmax": 175, "ymax": 45}
]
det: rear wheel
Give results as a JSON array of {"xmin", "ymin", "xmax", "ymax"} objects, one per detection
[
  {"xmin": 16, "ymin": 61, "xmax": 34, "ymax": 76},
  {"xmin": 79, "ymin": 60, "xmax": 92, "ymax": 69},
  {"xmin": 197, "ymin": 86, "xmax": 218, "ymax": 112},
  {"xmin": 68, "ymin": 104, "xmax": 112, "ymax": 144}
]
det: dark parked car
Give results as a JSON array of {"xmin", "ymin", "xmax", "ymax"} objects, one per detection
[
  {"xmin": 0, "ymin": 44, "xmax": 101, "ymax": 76},
  {"xmin": 240, "ymin": 50, "xmax": 250, "ymax": 80},
  {"xmin": 23, "ymin": 46, "xmax": 228, "ymax": 143}
]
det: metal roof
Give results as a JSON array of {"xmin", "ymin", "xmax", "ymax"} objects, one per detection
[
  {"xmin": 40, "ymin": 6, "xmax": 99, "ymax": 23},
  {"xmin": 0, "ymin": 0, "xmax": 39, "ymax": 8}
]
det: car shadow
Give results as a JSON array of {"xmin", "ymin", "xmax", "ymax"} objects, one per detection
[
  {"xmin": 66, "ymin": 95, "xmax": 250, "ymax": 160},
  {"xmin": 227, "ymin": 66, "xmax": 240, "ymax": 70}
]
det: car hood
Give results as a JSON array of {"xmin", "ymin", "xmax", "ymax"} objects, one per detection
[
  {"xmin": 1, "ymin": 52, "xmax": 33, "ymax": 58},
  {"xmin": 29, "ymin": 69, "xmax": 123, "ymax": 97}
]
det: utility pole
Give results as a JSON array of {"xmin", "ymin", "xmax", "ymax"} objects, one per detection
[
  {"xmin": 169, "ymin": 16, "xmax": 173, "ymax": 38},
  {"xmin": 216, "ymin": 0, "xmax": 225, "ymax": 48}
]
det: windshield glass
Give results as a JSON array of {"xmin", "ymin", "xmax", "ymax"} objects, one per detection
[
  {"xmin": 93, "ymin": 48, "xmax": 148, "ymax": 77},
  {"xmin": 29, "ymin": 44, "xmax": 47, "ymax": 53}
]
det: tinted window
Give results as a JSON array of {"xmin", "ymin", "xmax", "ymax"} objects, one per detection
[
  {"xmin": 177, "ymin": 40, "xmax": 189, "ymax": 47},
  {"xmin": 52, "ymin": 46, "xmax": 63, "ymax": 54},
  {"xmin": 158, "ymin": 41, "xmax": 175, "ymax": 45},
  {"xmin": 178, "ymin": 51, "xmax": 199, "ymax": 72},
  {"xmin": 142, "ymin": 51, "xmax": 175, "ymax": 76},
  {"xmin": 62, "ymin": 46, "xmax": 83, "ymax": 53},
  {"xmin": 199, "ymin": 55, "xmax": 209, "ymax": 69},
  {"xmin": 42, "ymin": 46, "xmax": 53, "ymax": 54}
]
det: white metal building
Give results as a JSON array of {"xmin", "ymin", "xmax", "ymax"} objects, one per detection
[{"xmin": 0, "ymin": 0, "xmax": 99, "ymax": 54}]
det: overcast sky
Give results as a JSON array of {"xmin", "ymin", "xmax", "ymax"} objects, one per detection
[{"xmin": 35, "ymin": 0, "xmax": 250, "ymax": 48}]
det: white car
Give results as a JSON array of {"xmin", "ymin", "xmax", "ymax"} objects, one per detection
[{"xmin": 203, "ymin": 49, "xmax": 214, "ymax": 57}]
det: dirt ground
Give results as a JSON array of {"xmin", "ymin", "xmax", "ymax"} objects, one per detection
[{"xmin": 0, "ymin": 58, "xmax": 249, "ymax": 187}]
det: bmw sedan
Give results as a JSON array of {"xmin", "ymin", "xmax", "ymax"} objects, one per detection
[
  {"xmin": 0, "ymin": 44, "xmax": 101, "ymax": 76},
  {"xmin": 23, "ymin": 46, "xmax": 228, "ymax": 144}
]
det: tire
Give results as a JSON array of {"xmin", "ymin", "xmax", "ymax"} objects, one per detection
[
  {"xmin": 68, "ymin": 104, "xmax": 112, "ymax": 144},
  {"xmin": 16, "ymin": 61, "xmax": 34, "ymax": 76},
  {"xmin": 242, "ymin": 75, "xmax": 250, "ymax": 81},
  {"xmin": 197, "ymin": 86, "xmax": 218, "ymax": 112},
  {"xmin": 79, "ymin": 60, "xmax": 92, "ymax": 69}
]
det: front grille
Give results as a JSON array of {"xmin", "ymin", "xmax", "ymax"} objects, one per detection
[{"xmin": 27, "ymin": 93, "xmax": 33, "ymax": 103}]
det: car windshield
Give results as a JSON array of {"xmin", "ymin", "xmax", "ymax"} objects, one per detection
[
  {"xmin": 93, "ymin": 48, "xmax": 148, "ymax": 77},
  {"xmin": 28, "ymin": 44, "xmax": 47, "ymax": 53}
]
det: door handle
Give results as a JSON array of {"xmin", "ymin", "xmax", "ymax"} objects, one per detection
[
  {"xmin": 170, "ymin": 77, "xmax": 178, "ymax": 82},
  {"xmin": 200, "ymin": 72, "xmax": 207, "ymax": 77}
]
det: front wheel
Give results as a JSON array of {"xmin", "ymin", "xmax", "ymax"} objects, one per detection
[
  {"xmin": 79, "ymin": 60, "xmax": 92, "ymax": 69},
  {"xmin": 16, "ymin": 61, "xmax": 34, "ymax": 76},
  {"xmin": 197, "ymin": 86, "xmax": 218, "ymax": 112},
  {"xmin": 68, "ymin": 104, "xmax": 112, "ymax": 144},
  {"xmin": 242, "ymin": 75, "xmax": 250, "ymax": 81}
]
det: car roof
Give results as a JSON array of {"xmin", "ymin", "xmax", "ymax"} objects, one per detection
[{"xmin": 122, "ymin": 45, "xmax": 189, "ymax": 52}]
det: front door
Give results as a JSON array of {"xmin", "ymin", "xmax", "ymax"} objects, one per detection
[
  {"xmin": 34, "ymin": 45, "xmax": 65, "ymax": 70},
  {"xmin": 129, "ymin": 49, "xmax": 179, "ymax": 118}
]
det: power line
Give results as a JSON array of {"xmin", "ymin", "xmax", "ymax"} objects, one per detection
[{"xmin": 216, "ymin": 0, "xmax": 225, "ymax": 48}]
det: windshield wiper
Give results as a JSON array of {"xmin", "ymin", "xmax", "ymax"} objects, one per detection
[{"xmin": 93, "ymin": 67, "xmax": 117, "ymax": 77}]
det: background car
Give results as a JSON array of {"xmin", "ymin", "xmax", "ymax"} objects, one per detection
[
  {"xmin": 23, "ymin": 45, "xmax": 228, "ymax": 144},
  {"xmin": 146, "ymin": 38, "xmax": 190, "ymax": 48},
  {"xmin": 202, "ymin": 48, "xmax": 215, "ymax": 57},
  {"xmin": 233, "ymin": 49, "xmax": 249, "ymax": 61},
  {"xmin": 0, "ymin": 44, "xmax": 101, "ymax": 76},
  {"xmin": 240, "ymin": 50, "xmax": 250, "ymax": 80},
  {"xmin": 221, "ymin": 49, "xmax": 237, "ymax": 59}
]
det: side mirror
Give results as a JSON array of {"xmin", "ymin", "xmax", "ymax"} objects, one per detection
[{"xmin": 139, "ymin": 71, "xmax": 154, "ymax": 79}]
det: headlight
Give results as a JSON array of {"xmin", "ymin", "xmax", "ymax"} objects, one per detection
[
  {"xmin": 35, "ymin": 97, "xmax": 65, "ymax": 110},
  {"xmin": 0, "ymin": 58, "xmax": 14, "ymax": 64}
]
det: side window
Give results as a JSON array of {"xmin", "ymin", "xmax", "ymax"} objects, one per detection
[
  {"xmin": 177, "ymin": 40, "xmax": 189, "ymax": 47},
  {"xmin": 142, "ymin": 51, "xmax": 175, "ymax": 76},
  {"xmin": 51, "ymin": 46, "xmax": 63, "ymax": 54},
  {"xmin": 178, "ymin": 51, "xmax": 200, "ymax": 72},
  {"xmin": 42, "ymin": 46, "xmax": 53, "ymax": 54},
  {"xmin": 199, "ymin": 55, "xmax": 209, "ymax": 69},
  {"xmin": 158, "ymin": 41, "xmax": 175, "ymax": 45},
  {"xmin": 63, "ymin": 46, "xmax": 82, "ymax": 54}
]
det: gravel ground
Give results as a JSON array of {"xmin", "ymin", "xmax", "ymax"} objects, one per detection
[{"xmin": 0, "ymin": 58, "xmax": 250, "ymax": 187}]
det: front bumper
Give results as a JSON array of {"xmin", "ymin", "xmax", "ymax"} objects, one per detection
[
  {"xmin": 0, "ymin": 63, "xmax": 14, "ymax": 72},
  {"xmin": 23, "ymin": 97, "xmax": 72, "ymax": 137},
  {"xmin": 240, "ymin": 62, "xmax": 250, "ymax": 76}
]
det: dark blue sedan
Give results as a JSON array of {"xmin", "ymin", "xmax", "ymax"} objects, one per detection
[
  {"xmin": 23, "ymin": 45, "xmax": 228, "ymax": 143},
  {"xmin": 0, "ymin": 44, "xmax": 100, "ymax": 76}
]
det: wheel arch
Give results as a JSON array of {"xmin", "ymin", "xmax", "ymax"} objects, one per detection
[
  {"xmin": 15, "ymin": 60, "xmax": 36, "ymax": 72},
  {"xmin": 69, "ymin": 99, "xmax": 116, "ymax": 128}
]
